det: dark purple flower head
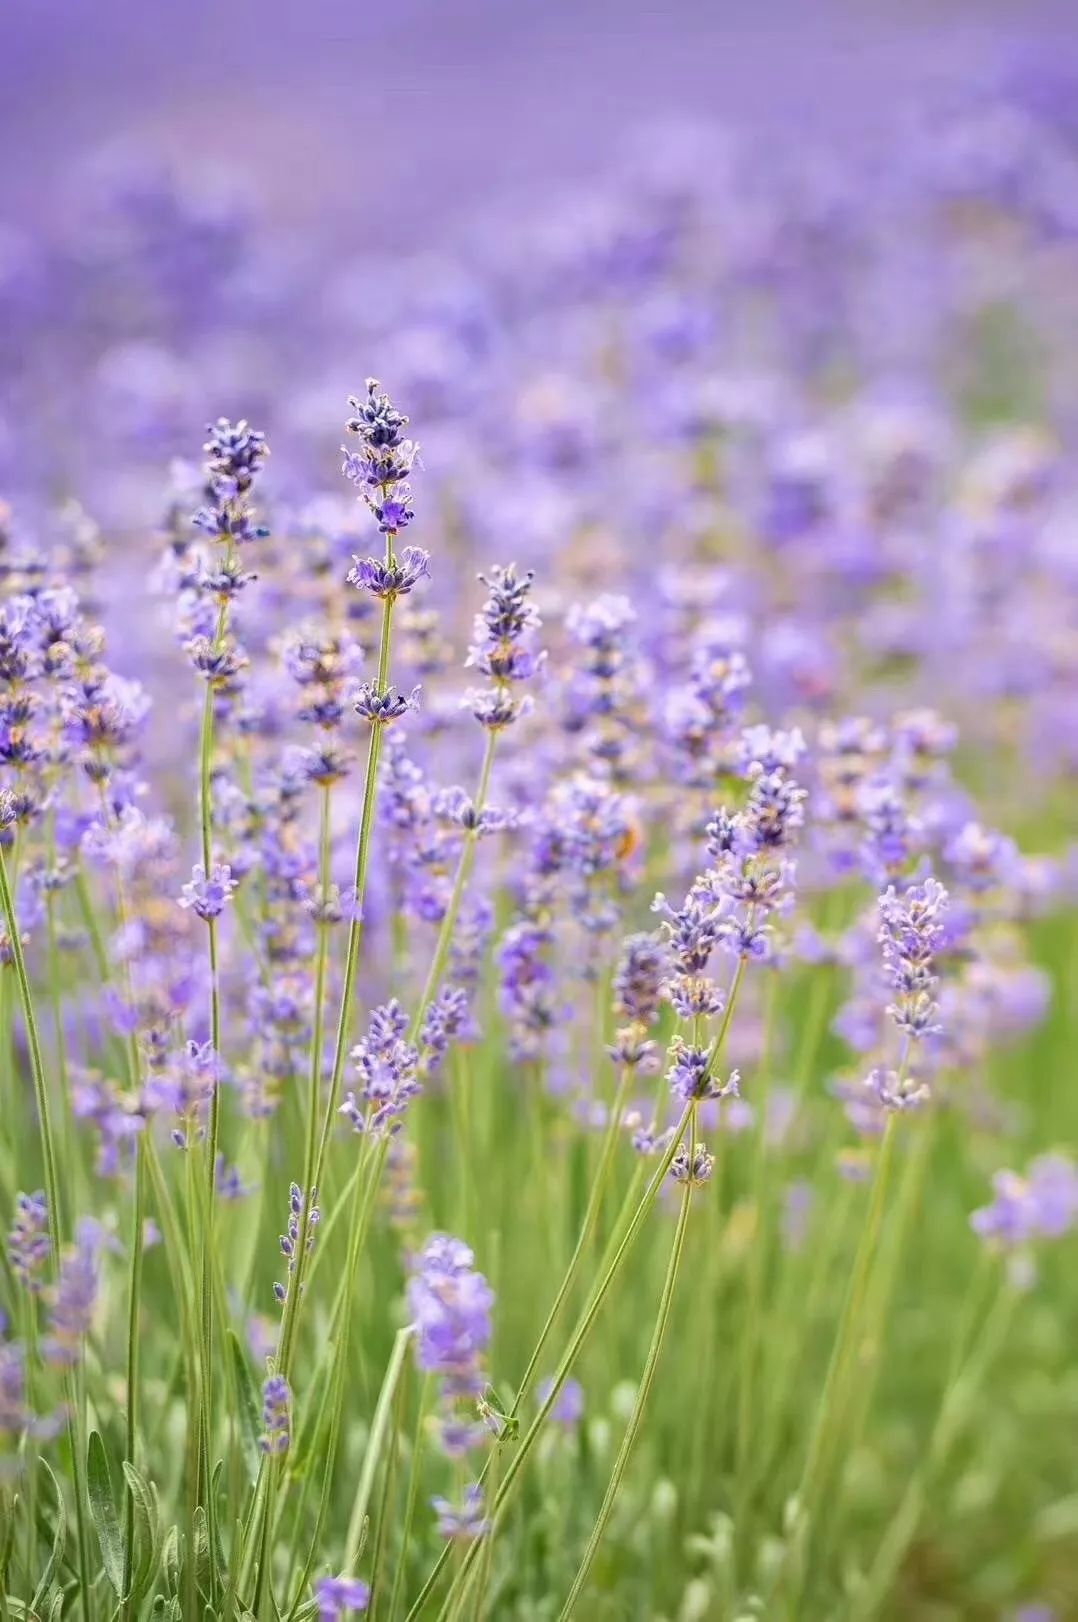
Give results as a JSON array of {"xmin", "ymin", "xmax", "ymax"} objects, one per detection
[
  {"xmin": 274, "ymin": 1184, "xmax": 320, "ymax": 1305},
  {"xmin": 192, "ymin": 418, "xmax": 269, "ymax": 545},
  {"xmin": 342, "ymin": 381, "xmax": 418, "ymax": 531},
  {"xmin": 202, "ymin": 418, "xmax": 269, "ymax": 494},
  {"xmin": 670, "ymin": 1142, "xmax": 715, "ymax": 1184}
]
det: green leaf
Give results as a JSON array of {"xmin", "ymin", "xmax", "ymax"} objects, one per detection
[
  {"xmin": 87, "ymin": 1430, "xmax": 125, "ymax": 1596},
  {"xmin": 228, "ymin": 1331, "xmax": 263, "ymax": 1486},
  {"xmin": 30, "ymin": 1461, "xmax": 67, "ymax": 1614},
  {"xmin": 193, "ymin": 1506, "xmax": 212, "ymax": 1602},
  {"xmin": 0, "ymin": 1491, "xmax": 16, "ymax": 1585},
  {"xmin": 122, "ymin": 1462, "xmax": 163, "ymax": 1603},
  {"xmin": 163, "ymin": 1524, "xmax": 181, "ymax": 1597}
]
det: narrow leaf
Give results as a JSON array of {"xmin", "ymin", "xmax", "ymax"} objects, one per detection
[
  {"xmin": 30, "ymin": 1461, "xmax": 67, "ymax": 1614},
  {"xmin": 228, "ymin": 1331, "xmax": 263, "ymax": 1486},
  {"xmin": 87, "ymin": 1430, "xmax": 125, "ymax": 1596}
]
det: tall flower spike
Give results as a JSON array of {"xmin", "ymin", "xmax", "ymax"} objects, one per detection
[
  {"xmin": 342, "ymin": 378, "xmax": 420, "ymax": 534},
  {"xmin": 877, "ymin": 875, "xmax": 949, "ymax": 1038},
  {"xmin": 464, "ymin": 564, "xmax": 544, "ymax": 731}
]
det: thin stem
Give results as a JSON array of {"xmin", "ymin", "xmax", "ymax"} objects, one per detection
[
  {"xmin": 853, "ymin": 1269, "xmax": 1012, "ymax": 1620},
  {"xmin": 344, "ymin": 1326, "xmax": 416, "ymax": 1568},
  {"xmin": 278, "ymin": 592, "xmax": 396, "ymax": 1384},
  {"xmin": 779, "ymin": 1116, "xmax": 897, "ymax": 1608},
  {"xmin": 121, "ymin": 1134, "xmax": 146, "ymax": 1618},
  {"xmin": 0, "ymin": 840, "xmax": 92, "ymax": 1613},
  {"xmin": 509, "ymin": 1064, "xmax": 633, "ymax": 1420},
  {"xmin": 558, "ymin": 1109, "xmax": 699, "ymax": 1618},
  {"xmin": 408, "ymin": 729, "xmax": 498, "ymax": 1045},
  {"xmin": 410, "ymin": 1107, "xmax": 692, "ymax": 1622}
]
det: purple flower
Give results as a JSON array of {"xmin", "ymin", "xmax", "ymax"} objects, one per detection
[
  {"xmin": 537, "ymin": 1376, "xmax": 585, "ymax": 1427},
  {"xmin": 353, "ymin": 683, "xmax": 421, "ymax": 727},
  {"xmin": 864, "ymin": 1065, "xmax": 930, "ymax": 1114},
  {"xmin": 275, "ymin": 1184, "xmax": 320, "ymax": 1305},
  {"xmin": 8, "ymin": 1190, "xmax": 50, "ymax": 1292},
  {"xmin": 877, "ymin": 876, "xmax": 949, "ymax": 1038},
  {"xmin": 0, "ymin": 1341, "xmax": 28, "ymax": 1435},
  {"xmin": 341, "ymin": 380, "xmax": 418, "ymax": 532},
  {"xmin": 340, "ymin": 1001, "xmax": 422, "ymax": 1137},
  {"xmin": 192, "ymin": 418, "xmax": 270, "ymax": 545},
  {"xmin": 972, "ymin": 1153, "xmax": 1078, "ymax": 1248},
  {"xmin": 669, "ymin": 1142, "xmax": 715, "ymax": 1184},
  {"xmin": 347, "ymin": 546, "xmax": 430, "ymax": 599},
  {"xmin": 432, "ymin": 1483, "xmax": 490, "ymax": 1541},
  {"xmin": 260, "ymin": 1373, "xmax": 291, "ymax": 1455},
  {"xmin": 43, "ymin": 1220, "xmax": 104, "ymax": 1367},
  {"xmin": 408, "ymin": 1234, "xmax": 494, "ymax": 1398},
  {"xmin": 179, "ymin": 862, "xmax": 238, "ymax": 921},
  {"xmin": 667, "ymin": 1038, "xmax": 740, "ymax": 1106},
  {"xmin": 315, "ymin": 1576, "xmax": 371, "ymax": 1619},
  {"xmin": 464, "ymin": 564, "xmax": 544, "ymax": 731}
]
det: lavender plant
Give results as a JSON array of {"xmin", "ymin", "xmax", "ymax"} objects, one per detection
[{"xmin": 1, "ymin": 73, "xmax": 1077, "ymax": 1622}]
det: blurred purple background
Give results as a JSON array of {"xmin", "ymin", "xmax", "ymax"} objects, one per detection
[{"xmin": 4, "ymin": 0, "xmax": 1078, "ymax": 246}]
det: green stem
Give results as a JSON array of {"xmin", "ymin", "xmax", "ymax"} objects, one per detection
[
  {"xmin": 386, "ymin": 1376, "xmax": 431, "ymax": 1622},
  {"xmin": 0, "ymin": 840, "xmax": 93, "ymax": 1614},
  {"xmin": 509, "ymin": 1064, "xmax": 633, "ymax": 1420},
  {"xmin": 343, "ymin": 1326, "xmax": 415, "ymax": 1568},
  {"xmin": 779, "ymin": 1116, "xmax": 897, "ymax": 1608},
  {"xmin": 121, "ymin": 1135, "xmax": 146, "ymax": 1618},
  {"xmin": 558, "ymin": 1109, "xmax": 699, "ymax": 1617},
  {"xmin": 408, "ymin": 729, "xmax": 497, "ymax": 1044},
  {"xmin": 853, "ymin": 1273, "xmax": 1013, "ymax": 1620},
  {"xmin": 410, "ymin": 1107, "xmax": 693, "ymax": 1622}
]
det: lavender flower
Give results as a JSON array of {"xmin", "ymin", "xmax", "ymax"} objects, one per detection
[
  {"xmin": 8, "ymin": 1190, "xmax": 50, "ymax": 1292},
  {"xmin": 347, "ymin": 547, "xmax": 430, "ymax": 599},
  {"xmin": 877, "ymin": 875, "xmax": 949, "ymax": 1038},
  {"xmin": 315, "ymin": 1576, "xmax": 371, "ymax": 1619},
  {"xmin": 464, "ymin": 564, "xmax": 544, "ymax": 730},
  {"xmin": 972, "ymin": 1154, "xmax": 1078, "ymax": 1248},
  {"xmin": 342, "ymin": 379, "xmax": 419, "ymax": 533},
  {"xmin": 408, "ymin": 1234, "xmax": 494, "ymax": 1399},
  {"xmin": 537, "ymin": 1376, "xmax": 585, "ymax": 1427},
  {"xmin": 669, "ymin": 1142, "xmax": 716, "ymax": 1184},
  {"xmin": 432, "ymin": 1483, "xmax": 490, "ymax": 1541},
  {"xmin": 43, "ymin": 1221, "xmax": 103, "ymax": 1367},
  {"xmin": 274, "ymin": 1184, "xmax": 320, "ymax": 1305},
  {"xmin": 179, "ymin": 861, "xmax": 238, "ymax": 921},
  {"xmin": 340, "ymin": 1001, "xmax": 422, "ymax": 1137},
  {"xmin": 667, "ymin": 1039, "xmax": 740, "ymax": 1106},
  {"xmin": 0, "ymin": 1341, "xmax": 28, "ymax": 1435},
  {"xmin": 353, "ymin": 682, "xmax": 421, "ymax": 727},
  {"xmin": 260, "ymin": 1373, "xmax": 291, "ymax": 1455}
]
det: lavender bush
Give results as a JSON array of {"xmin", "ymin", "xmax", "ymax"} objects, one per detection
[{"xmin": 0, "ymin": 68, "xmax": 1076, "ymax": 1622}]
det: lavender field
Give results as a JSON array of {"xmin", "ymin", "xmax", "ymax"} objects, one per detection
[{"xmin": 1, "ymin": 6, "xmax": 1077, "ymax": 1619}]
